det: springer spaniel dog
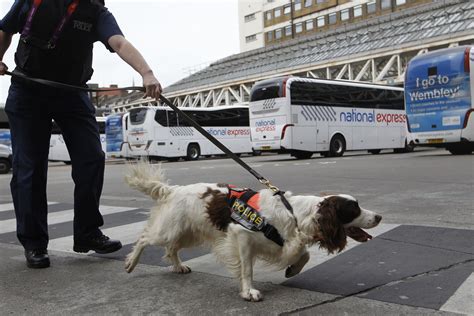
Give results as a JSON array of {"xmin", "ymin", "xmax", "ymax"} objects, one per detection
[{"xmin": 124, "ymin": 163, "xmax": 381, "ymax": 302}]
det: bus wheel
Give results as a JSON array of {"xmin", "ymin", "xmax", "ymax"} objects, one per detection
[
  {"xmin": 394, "ymin": 140, "xmax": 415, "ymax": 153},
  {"xmin": 252, "ymin": 149, "xmax": 262, "ymax": 156},
  {"xmin": 186, "ymin": 144, "xmax": 201, "ymax": 161},
  {"xmin": 292, "ymin": 151, "xmax": 313, "ymax": 160},
  {"xmin": 0, "ymin": 158, "xmax": 11, "ymax": 174},
  {"xmin": 368, "ymin": 149, "xmax": 381, "ymax": 155},
  {"xmin": 329, "ymin": 135, "xmax": 346, "ymax": 157}
]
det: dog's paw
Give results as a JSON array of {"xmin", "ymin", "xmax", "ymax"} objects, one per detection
[
  {"xmin": 240, "ymin": 289, "xmax": 263, "ymax": 302},
  {"xmin": 124, "ymin": 257, "xmax": 135, "ymax": 273},
  {"xmin": 172, "ymin": 265, "xmax": 192, "ymax": 274}
]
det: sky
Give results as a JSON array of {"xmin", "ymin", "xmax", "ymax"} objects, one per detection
[{"xmin": 0, "ymin": 0, "xmax": 240, "ymax": 103}]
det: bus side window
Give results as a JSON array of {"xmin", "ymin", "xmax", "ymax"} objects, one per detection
[
  {"xmin": 154, "ymin": 109, "xmax": 169, "ymax": 126},
  {"xmin": 177, "ymin": 112, "xmax": 191, "ymax": 127},
  {"xmin": 167, "ymin": 111, "xmax": 178, "ymax": 127}
]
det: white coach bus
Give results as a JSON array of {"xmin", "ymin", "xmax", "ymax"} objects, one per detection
[
  {"xmin": 126, "ymin": 105, "xmax": 254, "ymax": 161},
  {"xmin": 249, "ymin": 76, "xmax": 412, "ymax": 159},
  {"xmin": 49, "ymin": 116, "xmax": 106, "ymax": 163}
]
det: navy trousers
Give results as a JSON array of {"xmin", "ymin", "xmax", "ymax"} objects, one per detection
[{"xmin": 5, "ymin": 80, "xmax": 105, "ymax": 250}]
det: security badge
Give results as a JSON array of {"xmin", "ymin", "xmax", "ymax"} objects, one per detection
[{"xmin": 230, "ymin": 198, "xmax": 265, "ymax": 231}]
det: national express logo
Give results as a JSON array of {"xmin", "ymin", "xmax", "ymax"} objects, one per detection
[
  {"xmin": 339, "ymin": 109, "xmax": 406, "ymax": 125},
  {"xmin": 205, "ymin": 128, "xmax": 250, "ymax": 137},
  {"xmin": 255, "ymin": 119, "xmax": 276, "ymax": 132}
]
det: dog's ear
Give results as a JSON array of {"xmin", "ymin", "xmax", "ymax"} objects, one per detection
[{"xmin": 316, "ymin": 198, "xmax": 347, "ymax": 254}]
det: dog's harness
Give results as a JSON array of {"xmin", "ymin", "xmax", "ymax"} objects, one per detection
[{"xmin": 227, "ymin": 186, "xmax": 285, "ymax": 247}]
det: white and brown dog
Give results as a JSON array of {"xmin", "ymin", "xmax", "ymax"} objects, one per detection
[{"xmin": 124, "ymin": 163, "xmax": 381, "ymax": 302}]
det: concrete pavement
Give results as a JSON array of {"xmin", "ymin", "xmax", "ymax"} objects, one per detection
[{"xmin": 0, "ymin": 243, "xmax": 461, "ymax": 315}]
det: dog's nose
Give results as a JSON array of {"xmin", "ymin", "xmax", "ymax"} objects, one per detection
[{"xmin": 375, "ymin": 215, "xmax": 382, "ymax": 223}]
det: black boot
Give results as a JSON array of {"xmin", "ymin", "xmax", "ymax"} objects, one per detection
[
  {"xmin": 25, "ymin": 249, "xmax": 50, "ymax": 269},
  {"xmin": 73, "ymin": 235, "xmax": 122, "ymax": 254}
]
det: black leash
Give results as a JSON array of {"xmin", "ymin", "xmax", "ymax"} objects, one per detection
[
  {"xmin": 4, "ymin": 70, "xmax": 296, "ymax": 218},
  {"xmin": 5, "ymin": 70, "xmax": 146, "ymax": 92}
]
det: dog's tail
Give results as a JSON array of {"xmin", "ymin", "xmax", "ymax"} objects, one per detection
[{"xmin": 125, "ymin": 162, "xmax": 173, "ymax": 200}]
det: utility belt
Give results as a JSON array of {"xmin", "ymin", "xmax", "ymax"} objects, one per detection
[{"xmin": 227, "ymin": 186, "xmax": 284, "ymax": 247}]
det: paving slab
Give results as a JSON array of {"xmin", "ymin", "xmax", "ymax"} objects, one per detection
[{"xmin": 283, "ymin": 225, "xmax": 474, "ymax": 311}]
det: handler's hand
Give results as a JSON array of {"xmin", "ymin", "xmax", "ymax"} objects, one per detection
[
  {"xmin": 0, "ymin": 61, "xmax": 8, "ymax": 75},
  {"xmin": 142, "ymin": 71, "xmax": 162, "ymax": 100}
]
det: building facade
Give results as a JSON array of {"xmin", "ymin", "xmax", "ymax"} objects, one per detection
[
  {"xmin": 239, "ymin": 0, "xmax": 432, "ymax": 53},
  {"xmin": 107, "ymin": 0, "xmax": 473, "ymax": 112}
]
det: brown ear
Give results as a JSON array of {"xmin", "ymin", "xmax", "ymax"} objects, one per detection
[{"xmin": 317, "ymin": 198, "xmax": 347, "ymax": 254}]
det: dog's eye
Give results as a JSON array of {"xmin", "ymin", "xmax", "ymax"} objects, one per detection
[{"xmin": 348, "ymin": 201, "xmax": 359, "ymax": 208}]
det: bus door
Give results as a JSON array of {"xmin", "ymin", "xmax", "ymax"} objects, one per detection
[
  {"xmin": 122, "ymin": 112, "xmax": 130, "ymax": 157},
  {"xmin": 291, "ymin": 104, "xmax": 327, "ymax": 152},
  {"xmin": 313, "ymin": 106, "xmax": 330, "ymax": 150},
  {"xmin": 128, "ymin": 108, "xmax": 150, "ymax": 153}
]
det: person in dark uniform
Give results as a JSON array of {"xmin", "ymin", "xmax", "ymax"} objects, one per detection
[{"xmin": 0, "ymin": 0, "xmax": 162, "ymax": 268}]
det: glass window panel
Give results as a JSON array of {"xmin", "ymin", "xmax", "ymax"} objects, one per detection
[
  {"xmin": 317, "ymin": 16, "xmax": 325, "ymax": 27},
  {"xmin": 341, "ymin": 9, "xmax": 349, "ymax": 21},
  {"xmin": 354, "ymin": 5, "xmax": 362, "ymax": 17},
  {"xmin": 274, "ymin": 8, "xmax": 281, "ymax": 18}
]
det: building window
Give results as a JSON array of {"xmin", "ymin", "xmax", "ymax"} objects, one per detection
[
  {"xmin": 354, "ymin": 5, "xmax": 362, "ymax": 17},
  {"xmin": 367, "ymin": 0, "xmax": 376, "ymax": 14},
  {"xmin": 294, "ymin": 0, "xmax": 302, "ymax": 11},
  {"xmin": 265, "ymin": 11, "xmax": 272, "ymax": 20},
  {"xmin": 285, "ymin": 25, "xmax": 292, "ymax": 36},
  {"xmin": 306, "ymin": 19, "xmax": 314, "ymax": 30},
  {"xmin": 275, "ymin": 28, "xmax": 282, "ymax": 39},
  {"xmin": 295, "ymin": 22, "xmax": 303, "ymax": 33},
  {"xmin": 244, "ymin": 13, "xmax": 256, "ymax": 22},
  {"xmin": 396, "ymin": 0, "xmax": 406, "ymax": 5},
  {"xmin": 266, "ymin": 31, "xmax": 273, "ymax": 42},
  {"xmin": 267, "ymin": 0, "xmax": 275, "ymax": 2},
  {"xmin": 340, "ymin": 9, "xmax": 349, "ymax": 21},
  {"xmin": 274, "ymin": 8, "xmax": 281, "ymax": 18},
  {"xmin": 245, "ymin": 34, "xmax": 257, "ymax": 43},
  {"xmin": 284, "ymin": 5, "xmax": 291, "ymax": 15},
  {"xmin": 305, "ymin": 0, "xmax": 312, "ymax": 8},
  {"xmin": 381, "ymin": 0, "xmax": 391, "ymax": 10},
  {"xmin": 317, "ymin": 16, "xmax": 325, "ymax": 27},
  {"xmin": 328, "ymin": 12, "xmax": 337, "ymax": 24},
  {"xmin": 316, "ymin": 0, "xmax": 326, "ymax": 3}
]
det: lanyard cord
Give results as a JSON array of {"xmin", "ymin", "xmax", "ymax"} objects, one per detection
[
  {"xmin": 22, "ymin": 0, "xmax": 81, "ymax": 48},
  {"xmin": 4, "ymin": 70, "xmax": 296, "ymax": 219}
]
